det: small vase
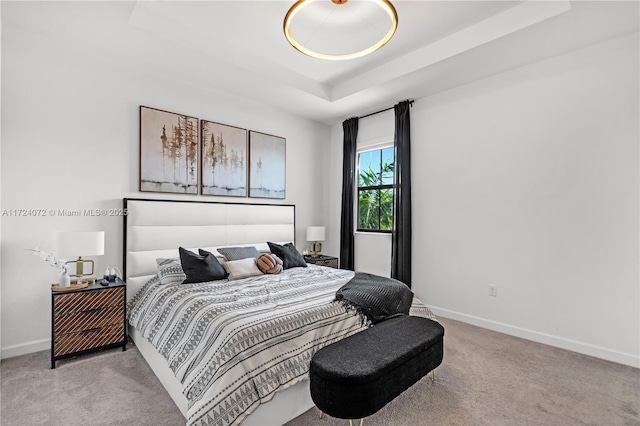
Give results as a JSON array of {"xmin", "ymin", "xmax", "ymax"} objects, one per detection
[{"xmin": 59, "ymin": 272, "xmax": 71, "ymax": 287}]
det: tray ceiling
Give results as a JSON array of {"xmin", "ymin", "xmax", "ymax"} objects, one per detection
[{"xmin": 3, "ymin": 1, "xmax": 638, "ymax": 124}]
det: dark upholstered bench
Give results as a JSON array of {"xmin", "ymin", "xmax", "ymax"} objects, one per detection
[{"xmin": 309, "ymin": 315, "xmax": 444, "ymax": 425}]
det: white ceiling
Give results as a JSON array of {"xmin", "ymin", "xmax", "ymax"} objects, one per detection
[{"xmin": 4, "ymin": 1, "xmax": 639, "ymax": 125}]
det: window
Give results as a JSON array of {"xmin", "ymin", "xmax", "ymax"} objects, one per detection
[{"xmin": 357, "ymin": 146, "xmax": 394, "ymax": 232}]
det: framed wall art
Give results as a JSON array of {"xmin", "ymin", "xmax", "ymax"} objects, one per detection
[
  {"xmin": 140, "ymin": 106, "xmax": 198, "ymax": 194},
  {"xmin": 201, "ymin": 120, "xmax": 248, "ymax": 197},
  {"xmin": 249, "ymin": 131, "xmax": 286, "ymax": 199}
]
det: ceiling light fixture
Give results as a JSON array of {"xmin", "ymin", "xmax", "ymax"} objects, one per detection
[{"xmin": 283, "ymin": 0, "xmax": 398, "ymax": 61}]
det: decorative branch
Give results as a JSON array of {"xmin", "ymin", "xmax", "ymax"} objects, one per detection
[{"xmin": 29, "ymin": 248, "xmax": 68, "ymax": 274}]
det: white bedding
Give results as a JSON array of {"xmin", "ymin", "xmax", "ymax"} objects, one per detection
[{"xmin": 128, "ymin": 265, "xmax": 433, "ymax": 426}]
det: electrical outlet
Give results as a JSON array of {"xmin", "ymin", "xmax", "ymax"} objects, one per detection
[{"xmin": 489, "ymin": 285, "xmax": 498, "ymax": 297}]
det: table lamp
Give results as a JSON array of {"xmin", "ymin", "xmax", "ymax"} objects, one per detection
[
  {"xmin": 55, "ymin": 231, "xmax": 105, "ymax": 284},
  {"xmin": 306, "ymin": 226, "xmax": 325, "ymax": 258}
]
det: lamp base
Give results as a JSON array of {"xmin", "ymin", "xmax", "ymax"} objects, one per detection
[
  {"xmin": 309, "ymin": 242, "xmax": 322, "ymax": 258},
  {"xmin": 66, "ymin": 258, "xmax": 95, "ymax": 277}
]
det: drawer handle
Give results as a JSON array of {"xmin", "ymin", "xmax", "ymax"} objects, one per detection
[
  {"xmin": 81, "ymin": 307, "xmax": 104, "ymax": 315},
  {"xmin": 81, "ymin": 327, "xmax": 101, "ymax": 335}
]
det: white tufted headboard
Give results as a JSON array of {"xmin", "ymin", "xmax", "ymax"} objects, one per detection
[{"xmin": 123, "ymin": 198, "xmax": 295, "ymax": 301}]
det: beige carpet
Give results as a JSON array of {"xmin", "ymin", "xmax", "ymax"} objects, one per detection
[
  {"xmin": 287, "ymin": 318, "xmax": 640, "ymax": 426},
  {"xmin": 1, "ymin": 318, "xmax": 638, "ymax": 426},
  {"xmin": 0, "ymin": 345, "xmax": 185, "ymax": 426}
]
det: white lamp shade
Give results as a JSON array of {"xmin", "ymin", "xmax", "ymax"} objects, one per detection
[
  {"xmin": 306, "ymin": 226, "xmax": 325, "ymax": 242},
  {"xmin": 55, "ymin": 231, "xmax": 105, "ymax": 259}
]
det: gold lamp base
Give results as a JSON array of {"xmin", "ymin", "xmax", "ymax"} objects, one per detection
[
  {"xmin": 309, "ymin": 242, "xmax": 322, "ymax": 258},
  {"xmin": 66, "ymin": 257, "xmax": 95, "ymax": 285}
]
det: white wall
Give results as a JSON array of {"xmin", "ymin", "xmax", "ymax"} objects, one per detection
[
  {"xmin": 0, "ymin": 21, "xmax": 330, "ymax": 358},
  {"xmin": 328, "ymin": 33, "xmax": 639, "ymax": 367},
  {"xmin": 354, "ymin": 233, "xmax": 391, "ymax": 277},
  {"xmin": 0, "ymin": 5, "xmax": 4, "ymax": 357}
]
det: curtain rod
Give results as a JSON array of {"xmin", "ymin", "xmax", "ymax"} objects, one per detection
[{"xmin": 358, "ymin": 99, "xmax": 414, "ymax": 120}]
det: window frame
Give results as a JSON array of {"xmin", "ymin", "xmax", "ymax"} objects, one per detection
[{"xmin": 356, "ymin": 145, "xmax": 394, "ymax": 233}]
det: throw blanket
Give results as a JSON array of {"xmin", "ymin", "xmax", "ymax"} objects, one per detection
[{"xmin": 335, "ymin": 272, "xmax": 414, "ymax": 325}]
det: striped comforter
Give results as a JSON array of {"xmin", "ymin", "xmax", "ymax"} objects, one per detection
[{"xmin": 128, "ymin": 265, "xmax": 434, "ymax": 426}]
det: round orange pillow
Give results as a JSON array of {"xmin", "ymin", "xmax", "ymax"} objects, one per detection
[{"xmin": 257, "ymin": 253, "xmax": 283, "ymax": 274}]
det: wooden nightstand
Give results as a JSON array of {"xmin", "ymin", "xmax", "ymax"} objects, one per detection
[
  {"xmin": 304, "ymin": 255, "xmax": 339, "ymax": 269},
  {"xmin": 51, "ymin": 278, "xmax": 127, "ymax": 369}
]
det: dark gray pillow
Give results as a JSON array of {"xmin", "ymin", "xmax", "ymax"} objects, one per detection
[
  {"xmin": 217, "ymin": 246, "xmax": 260, "ymax": 261},
  {"xmin": 267, "ymin": 242, "xmax": 307, "ymax": 270},
  {"xmin": 179, "ymin": 247, "xmax": 228, "ymax": 284}
]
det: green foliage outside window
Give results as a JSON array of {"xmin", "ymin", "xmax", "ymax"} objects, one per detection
[{"xmin": 358, "ymin": 147, "xmax": 394, "ymax": 231}]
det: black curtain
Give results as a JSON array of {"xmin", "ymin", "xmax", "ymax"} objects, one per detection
[
  {"xmin": 391, "ymin": 101, "xmax": 412, "ymax": 287},
  {"xmin": 340, "ymin": 117, "xmax": 358, "ymax": 271}
]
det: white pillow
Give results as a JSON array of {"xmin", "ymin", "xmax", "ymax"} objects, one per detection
[{"xmin": 223, "ymin": 257, "xmax": 263, "ymax": 281}]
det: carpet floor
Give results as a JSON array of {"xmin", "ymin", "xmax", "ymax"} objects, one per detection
[{"xmin": 1, "ymin": 318, "xmax": 638, "ymax": 426}]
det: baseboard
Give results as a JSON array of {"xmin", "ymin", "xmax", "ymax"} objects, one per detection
[
  {"xmin": 1, "ymin": 338, "xmax": 50, "ymax": 360},
  {"xmin": 429, "ymin": 306, "xmax": 640, "ymax": 368}
]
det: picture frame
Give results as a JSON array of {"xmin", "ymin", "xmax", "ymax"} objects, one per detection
[
  {"xmin": 248, "ymin": 131, "xmax": 286, "ymax": 199},
  {"xmin": 201, "ymin": 120, "xmax": 248, "ymax": 197},
  {"xmin": 139, "ymin": 106, "xmax": 198, "ymax": 194}
]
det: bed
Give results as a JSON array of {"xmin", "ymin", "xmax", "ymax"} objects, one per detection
[{"xmin": 123, "ymin": 198, "xmax": 433, "ymax": 426}]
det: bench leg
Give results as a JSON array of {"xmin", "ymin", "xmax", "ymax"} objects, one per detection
[
  {"xmin": 431, "ymin": 369, "xmax": 435, "ymax": 383},
  {"xmin": 319, "ymin": 411, "xmax": 324, "ymax": 419},
  {"xmin": 348, "ymin": 420, "xmax": 364, "ymax": 426}
]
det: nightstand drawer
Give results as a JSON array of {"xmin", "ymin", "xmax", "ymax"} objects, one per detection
[
  {"xmin": 53, "ymin": 287, "xmax": 123, "ymax": 316},
  {"xmin": 312, "ymin": 258, "xmax": 339, "ymax": 268},
  {"xmin": 304, "ymin": 255, "xmax": 339, "ymax": 269},
  {"xmin": 53, "ymin": 304, "xmax": 124, "ymax": 334},
  {"xmin": 53, "ymin": 323, "xmax": 125, "ymax": 357}
]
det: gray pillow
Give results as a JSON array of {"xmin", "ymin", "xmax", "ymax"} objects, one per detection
[{"xmin": 217, "ymin": 246, "xmax": 260, "ymax": 261}]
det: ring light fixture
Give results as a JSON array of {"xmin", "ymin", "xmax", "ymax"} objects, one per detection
[{"xmin": 283, "ymin": 0, "xmax": 398, "ymax": 61}]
